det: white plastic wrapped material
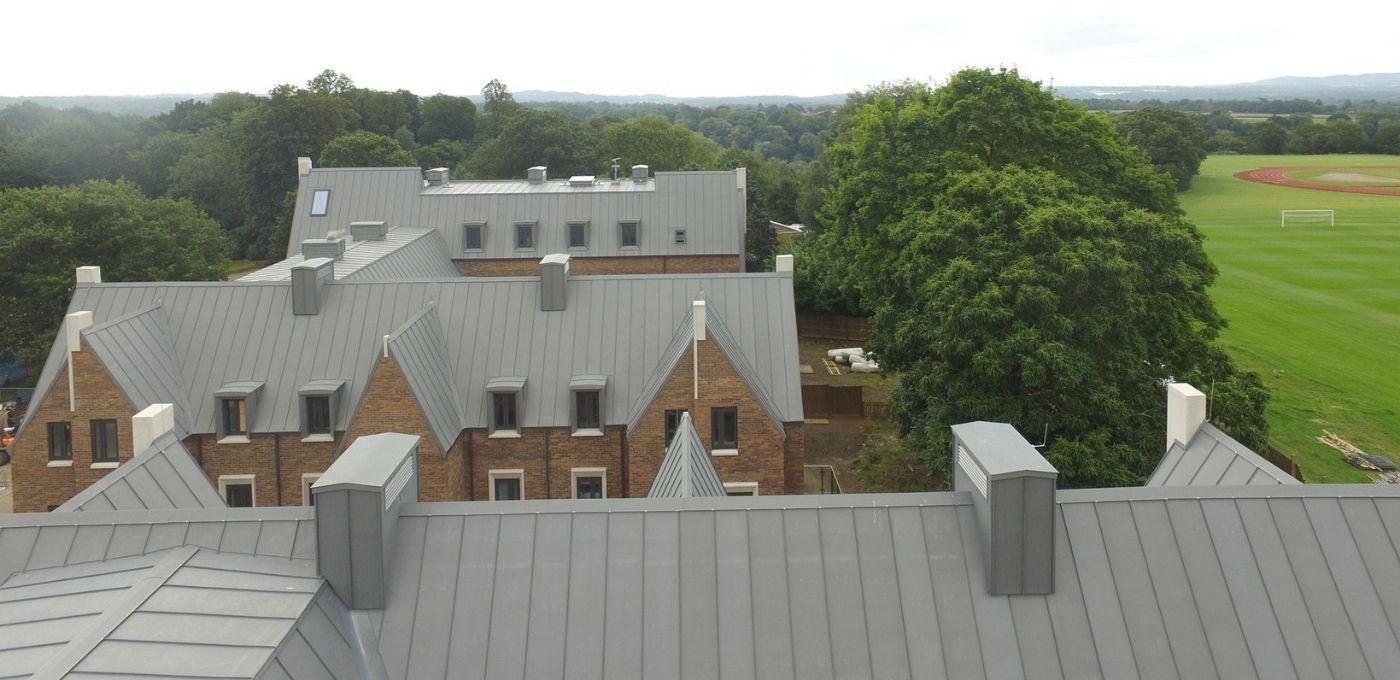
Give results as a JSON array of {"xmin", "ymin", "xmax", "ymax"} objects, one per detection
[
  {"xmin": 850, "ymin": 361, "xmax": 880, "ymax": 373},
  {"xmin": 827, "ymin": 347, "xmax": 864, "ymax": 362}
]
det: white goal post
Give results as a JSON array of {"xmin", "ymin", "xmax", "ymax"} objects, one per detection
[{"xmin": 1281, "ymin": 209, "xmax": 1334, "ymax": 227}]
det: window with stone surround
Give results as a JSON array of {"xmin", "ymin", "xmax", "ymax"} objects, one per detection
[
  {"xmin": 90, "ymin": 419, "xmax": 118, "ymax": 463},
  {"xmin": 711, "ymin": 407, "xmax": 738, "ymax": 451},
  {"xmin": 572, "ymin": 467, "xmax": 606, "ymax": 499},
  {"xmin": 491, "ymin": 469, "xmax": 523, "ymax": 501},
  {"xmin": 220, "ymin": 475, "xmax": 255, "ymax": 507},
  {"xmin": 47, "ymin": 422, "xmax": 71, "ymax": 461}
]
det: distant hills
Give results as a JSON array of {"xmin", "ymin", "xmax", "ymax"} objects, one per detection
[{"xmin": 4, "ymin": 73, "xmax": 1398, "ymax": 116}]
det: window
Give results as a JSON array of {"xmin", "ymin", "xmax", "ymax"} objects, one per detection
[
  {"xmin": 665, "ymin": 409, "xmax": 688, "ymax": 446},
  {"xmin": 304, "ymin": 395, "xmax": 332, "ymax": 436},
  {"xmin": 619, "ymin": 220, "xmax": 639, "ymax": 248},
  {"xmin": 47, "ymin": 422, "xmax": 71, "ymax": 461},
  {"xmin": 310, "ymin": 189, "xmax": 330, "ymax": 216},
  {"xmin": 575, "ymin": 391, "xmax": 601, "ymax": 431},
  {"xmin": 302, "ymin": 473, "xmax": 322, "ymax": 506},
  {"xmin": 492, "ymin": 392, "xmax": 518, "ymax": 433},
  {"xmin": 220, "ymin": 398, "xmax": 248, "ymax": 438},
  {"xmin": 490, "ymin": 470, "xmax": 523, "ymax": 501},
  {"xmin": 711, "ymin": 407, "xmax": 738, "ymax": 451},
  {"xmin": 220, "ymin": 475, "xmax": 255, "ymax": 507},
  {"xmin": 90, "ymin": 419, "xmax": 118, "ymax": 463},
  {"xmin": 674, "ymin": 229, "xmax": 687, "ymax": 244},
  {"xmin": 724, "ymin": 482, "xmax": 758, "ymax": 497},
  {"xmin": 515, "ymin": 222, "xmax": 536, "ymax": 249},
  {"xmin": 573, "ymin": 468, "xmax": 606, "ymax": 499},
  {"xmin": 567, "ymin": 221, "xmax": 588, "ymax": 249},
  {"xmin": 462, "ymin": 222, "xmax": 484, "ymax": 251}
]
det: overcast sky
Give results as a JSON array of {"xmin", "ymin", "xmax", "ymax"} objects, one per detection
[{"xmin": 3, "ymin": 0, "xmax": 1396, "ymax": 97}]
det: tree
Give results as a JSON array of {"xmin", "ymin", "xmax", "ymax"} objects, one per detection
[
  {"xmin": 418, "ymin": 94, "xmax": 477, "ymax": 145},
  {"xmin": 1251, "ymin": 121, "xmax": 1288, "ymax": 154},
  {"xmin": 1116, "ymin": 107, "xmax": 1208, "ymax": 190},
  {"xmin": 599, "ymin": 114, "xmax": 719, "ymax": 172},
  {"xmin": 468, "ymin": 109, "xmax": 598, "ymax": 178},
  {"xmin": 478, "ymin": 79, "xmax": 523, "ymax": 139},
  {"xmin": 167, "ymin": 124, "xmax": 246, "ymax": 235},
  {"xmin": 347, "ymin": 89, "xmax": 415, "ymax": 136},
  {"xmin": 0, "ymin": 181, "xmax": 230, "ymax": 370},
  {"xmin": 318, "ymin": 130, "xmax": 415, "ymax": 168},
  {"xmin": 306, "ymin": 69, "xmax": 355, "ymax": 96}
]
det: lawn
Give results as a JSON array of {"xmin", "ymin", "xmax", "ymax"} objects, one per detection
[{"xmin": 1180, "ymin": 154, "xmax": 1400, "ymax": 482}]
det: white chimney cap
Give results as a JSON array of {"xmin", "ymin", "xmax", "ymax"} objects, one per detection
[
  {"xmin": 298, "ymin": 156, "xmax": 313, "ymax": 176},
  {"xmin": 132, "ymin": 403, "xmax": 176, "ymax": 453},
  {"xmin": 65, "ymin": 311, "xmax": 94, "ymax": 353},
  {"xmin": 775, "ymin": 254, "xmax": 794, "ymax": 273},
  {"xmin": 76, "ymin": 266, "xmax": 102, "ymax": 284},
  {"xmin": 692, "ymin": 299, "xmax": 707, "ymax": 342}
]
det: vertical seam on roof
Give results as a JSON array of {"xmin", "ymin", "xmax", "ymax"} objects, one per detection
[
  {"xmin": 815, "ymin": 508, "xmax": 837, "ymax": 675},
  {"xmin": 922, "ymin": 508, "xmax": 953, "ymax": 680},
  {"xmin": 1309, "ymin": 497, "xmax": 1388, "ymax": 679},
  {"xmin": 711, "ymin": 510, "xmax": 725, "ymax": 679},
  {"xmin": 1196, "ymin": 498, "xmax": 1264, "ymax": 677},
  {"xmin": 480, "ymin": 516, "xmax": 502, "ymax": 680},
  {"xmin": 637, "ymin": 512, "xmax": 646, "ymax": 676},
  {"xmin": 954, "ymin": 505, "xmax": 991, "ymax": 678},
  {"xmin": 884, "ymin": 507, "xmax": 916, "ymax": 679},
  {"xmin": 558, "ymin": 513, "xmax": 574, "ymax": 680},
  {"xmin": 1128, "ymin": 501, "xmax": 1183, "ymax": 679},
  {"xmin": 599, "ymin": 512, "xmax": 611, "ymax": 680},
  {"xmin": 1264, "ymin": 498, "xmax": 1334, "ymax": 679},
  {"xmin": 778, "ymin": 509, "xmax": 798, "ymax": 679},
  {"xmin": 1165, "ymin": 499, "xmax": 1224, "ymax": 677},
  {"xmin": 850, "ymin": 507, "xmax": 878, "ymax": 677},
  {"xmin": 1093, "ymin": 503, "xmax": 1141, "ymax": 679},
  {"xmin": 440, "ymin": 515, "xmax": 467, "ymax": 676},
  {"xmin": 1039, "ymin": 594, "xmax": 1068, "ymax": 679},
  {"xmin": 402, "ymin": 517, "xmax": 430, "ymax": 680}
]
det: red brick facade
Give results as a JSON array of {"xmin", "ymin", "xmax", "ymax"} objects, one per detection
[
  {"xmin": 455, "ymin": 254, "xmax": 740, "ymax": 277},
  {"xmin": 12, "ymin": 330, "xmax": 802, "ymax": 510}
]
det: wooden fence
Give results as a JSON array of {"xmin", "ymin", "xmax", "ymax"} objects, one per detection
[
  {"xmin": 796, "ymin": 313, "xmax": 871, "ymax": 343},
  {"xmin": 802, "ymin": 384, "xmax": 866, "ymax": 417}
]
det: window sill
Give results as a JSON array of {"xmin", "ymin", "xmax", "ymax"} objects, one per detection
[
  {"xmin": 90, "ymin": 462, "xmax": 119, "ymax": 469},
  {"xmin": 619, "ymin": 245, "xmax": 640, "ymax": 251},
  {"xmin": 711, "ymin": 448, "xmax": 739, "ymax": 457},
  {"xmin": 47, "ymin": 460, "xmax": 74, "ymax": 468},
  {"xmin": 301, "ymin": 434, "xmax": 334, "ymax": 443},
  {"xmin": 513, "ymin": 248, "xmax": 536, "ymax": 253},
  {"xmin": 572, "ymin": 429, "xmax": 604, "ymax": 438},
  {"xmin": 488, "ymin": 430, "xmax": 522, "ymax": 439},
  {"xmin": 568, "ymin": 246, "xmax": 588, "ymax": 252},
  {"xmin": 217, "ymin": 436, "xmax": 251, "ymax": 445}
]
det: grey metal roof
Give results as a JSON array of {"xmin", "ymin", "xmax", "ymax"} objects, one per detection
[
  {"xmin": 952, "ymin": 421, "xmax": 1059, "ymax": 478},
  {"xmin": 376, "ymin": 484, "xmax": 1400, "ymax": 680},
  {"xmin": 0, "ymin": 545, "xmax": 369, "ymax": 679},
  {"xmin": 386, "ymin": 308, "xmax": 464, "ymax": 451},
  {"xmin": 79, "ymin": 305, "xmax": 193, "ymax": 436},
  {"xmin": 240, "ymin": 227, "xmax": 460, "ymax": 282},
  {"xmin": 21, "ymin": 273, "xmax": 801, "ymax": 442},
  {"xmin": 54, "ymin": 431, "xmax": 224, "ymax": 512},
  {"xmin": 288, "ymin": 168, "xmax": 744, "ymax": 260},
  {"xmin": 647, "ymin": 412, "xmax": 727, "ymax": 498},
  {"xmin": 1149, "ymin": 422, "xmax": 1299, "ymax": 486},
  {"xmin": 422, "ymin": 177, "xmax": 657, "ymax": 195}
]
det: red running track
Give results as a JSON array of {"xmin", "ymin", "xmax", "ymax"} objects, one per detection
[{"xmin": 1234, "ymin": 166, "xmax": 1400, "ymax": 196}]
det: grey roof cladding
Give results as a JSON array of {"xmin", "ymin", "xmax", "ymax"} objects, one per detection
[
  {"xmin": 386, "ymin": 308, "xmax": 465, "ymax": 451},
  {"xmin": 377, "ymin": 484, "xmax": 1400, "ymax": 680},
  {"xmin": 240, "ymin": 227, "xmax": 460, "ymax": 282},
  {"xmin": 21, "ymin": 273, "xmax": 801, "ymax": 441},
  {"xmin": 54, "ymin": 432, "xmax": 225, "ymax": 512},
  {"xmin": 287, "ymin": 167, "xmax": 744, "ymax": 260},
  {"xmin": 79, "ymin": 304, "xmax": 193, "ymax": 436},
  {"xmin": 1149, "ymin": 422, "xmax": 1300, "ymax": 486},
  {"xmin": 0, "ymin": 546, "xmax": 370, "ymax": 679},
  {"xmin": 647, "ymin": 412, "xmax": 727, "ymax": 498}
]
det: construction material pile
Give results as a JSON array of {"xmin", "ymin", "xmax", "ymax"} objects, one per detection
[
  {"xmin": 827, "ymin": 347, "xmax": 880, "ymax": 373},
  {"xmin": 1319, "ymin": 430, "xmax": 1398, "ymax": 480}
]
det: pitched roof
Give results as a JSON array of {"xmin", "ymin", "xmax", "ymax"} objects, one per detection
[
  {"xmin": 0, "ymin": 546, "xmax": 371, "ymax": 679},
  {"xmin": 647, "ymin": 412, "xmax": 727, "ymax": 498},
  {"xmin": 1149, "ymin": 422, "xmax": 1299, "ymax": 486},
  {"xmin": 55, "ymin": 432, "xmax": 224, "ymax": 512},
  {"xmin": 239, "ymin": 227, "xmax": 460, "ymax": 282},
  {"xmin": 21, "ymin": 273, "xmax": 801, "ymax": 442},
  {"xmin": 376, "ymin": 484, "xmax": 1400, "ymax": 680},
  {"xmin": 385, "ymin": 307, "xmax": 465, "ymax": 451},
  {"xmin": 79, "ymin": 305, "xmax": 193, "ymax": 436},
  {"xmin": 288, "ymin": 168, "xmax": 744, "ymax": 260}
]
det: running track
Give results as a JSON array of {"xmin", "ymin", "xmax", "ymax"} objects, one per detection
[{"xmin": 1234, "ymin": 166, "xmax": 1400, "ymax": 196}]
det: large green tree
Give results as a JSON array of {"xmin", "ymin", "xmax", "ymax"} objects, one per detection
[
  {"xmin": 0, "ymin": 181, "xmax": 230, "ymax": 369},
  {"xmin": 1116, "ymin": 107, "xmax": 1208, "ymax": 190},
  {"xmin": 599, "ymin": 114, "xmax": 719, "ymax": 171},
  {"xmin": 318, "ymin": 130, "xmax": 415, "ymax": 167},
  {"xmin": 468, "ymin": 109, "xmax": 598, "ymax": 178},
  {"xmin": 418, "ymin": 94, "xmax": 476, "ymax": 145}
]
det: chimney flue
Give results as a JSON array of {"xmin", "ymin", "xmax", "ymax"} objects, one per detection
[
  {"xmin": 291, "ymin": 258, "xmax": 334, "ymax": 315},
  {"xmin": 539, "ymin": 254, "xmax": 570, "ymax": 311},
  {"xmin": 1166, "ymin": 382, "xmax": 1208, "ymax": 451},
  {"xmin": 76, "ymin": 266, "xmax": 102, "ymax": 284},
  {"xmin": 951, "ymin": 422, "xmax": 1058, "ymax": 596},
  {"xmin": 298, "ymin": 156, "xmax": 313, "ymax": 177},
  {"xmin": 527, "ymin": 166, "xmax": 547, "ymax": 184}
]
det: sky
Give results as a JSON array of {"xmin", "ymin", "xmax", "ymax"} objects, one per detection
[{"xmin": 2, "ymin": 0, "xmax": 1397, "ymax": 97}]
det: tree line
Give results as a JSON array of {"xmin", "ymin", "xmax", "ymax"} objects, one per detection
[{"xmin": 1201, "ymin": 109, "xmax": 1400, "ymax": 154}]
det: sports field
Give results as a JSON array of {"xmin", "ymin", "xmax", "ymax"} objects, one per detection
[{"xmin": 1181, "ymin": 154, "xmax": 1400, "ymax": 482}]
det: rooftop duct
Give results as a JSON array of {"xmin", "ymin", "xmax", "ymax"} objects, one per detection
[
  {"xmin": 632, "ymin": 164, "xmax": 649, "ymax": 182},
  {"xmin": 540, "ymin": 254, "xmax": 570, "ymax": 312},
  {"xmin": 349, "ymin": 221, "xmax": 388, "ymax": 242},
  {"xmin": 527, "ymin": 166, "xmax": 547, "ymax": 184},
  {"xmin": 425, "ymin": 167, "xmax": 450, "ymax": 186},
  {"xmin": 291, "ymin": 257, "xmax": 334, "ymax": 315}
]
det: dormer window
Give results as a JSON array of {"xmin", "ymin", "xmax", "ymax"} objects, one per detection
[
  {"xmin": 486, "ymin": 376, "xmax": 526, "ymax": 437},
  {"xmin": 214, "ymin": 381, "xmax": 263, "ymax": 444},
  {"xmin": 619, "ymin": 220, "xmax": 640, "ymax": 248},
  {"xmin": 220, "ymin": 399, "xmax": 248, "ymax": 437},
  {"xmin": 462, "ymin": 222, "xmax": 485, "ymax": 252},
  {"xmin": 310, "ymin": 189, "xmax": 330, "ymax": 216},
  {"xmin": 569, "ymin": 375, "xmax": 607, "ymax": 436},
  {"xmin": 514, "ymin": 221, "xmax": 536, "ymax": 250},
  {"xmin": 567, "ymin": 220, "xmax": 589, "ymax": 249},
  {"xmin": 298, "ymin": 379, "xmax": 344, "ymax": 442}
]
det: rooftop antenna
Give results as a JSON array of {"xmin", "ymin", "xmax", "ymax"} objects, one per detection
[
  {"xmin": 609, "ymin": 158, "xmax": 622, "ymax": 182},
  {"xmin": 1031, "ymin": 422, "xmax": 1049, "ymax": 449}
]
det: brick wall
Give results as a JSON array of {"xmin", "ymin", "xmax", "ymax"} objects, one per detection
[
  {"xmin": 455, "ymin": 254, "xmax": 740, "ymax": 277},
  {"xmin": 627, "ymin": 338, "xmax": 802, "ymax": 497},
  {"xmin": 466, "ymin": 426, "xmax": 625, "ymax": 500},
  {"xmin": 187, "ymin": 433, "xmax": 339, "ymax": 507},
  {"xmin": 10, "ymin": 344, "xmax": 137, "ymax": 512}
]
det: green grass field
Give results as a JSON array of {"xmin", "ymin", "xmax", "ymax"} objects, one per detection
[{"xmin": 1181, "ymin": 154, "xmax": 1400, "ymax": 482}]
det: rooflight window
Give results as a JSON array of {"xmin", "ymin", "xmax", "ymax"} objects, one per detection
[
  {"xmin": 463, "ymin": 222, "xmax": 485, "ymax": 251},
  {"xmin": 310, "ymin": 189, "xmax": 330, "ymax": 216},
  {"xmin": 619, "ymin": 220, "xmax": 640, "ymax": 248},
  {"xmin": 515, "ymin": 222, "xmax": 536, "ymax": 250},
  {"xmin": 567, "ymin": 220, "xmax": 589, "ymax": 249}
]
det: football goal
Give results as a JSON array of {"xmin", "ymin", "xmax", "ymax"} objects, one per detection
[{"xmin": 1281, "ymin": 209, "xmax": 1335, "ymax": 227}]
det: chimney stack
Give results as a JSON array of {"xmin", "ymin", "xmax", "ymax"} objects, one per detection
[
  {"xmin": 298, "ymin": 156, "xmax": 313, "ymax": 177},
  {"xmin": 1166, "ymin": 382, "xmax": 1208, "ymax": 451},
  {"xmin": 76, "ymin": 266, "xmax": 102, "ymax": 284},
  {"xmin": 527, "ymin": 166, "xmax": 547, "ymax": 184},
  {"xmin": 65, "ymin": 311, "xmax": 93, "ymax": 353},
  {"xmin": 539, "ymin": 254, "xmax": 570, "ymax": 311},
  {"xmin": 632, "ymin": 164, "xmax": 649, "ymax": 182},
  {"xmin": 692, "ymin": 299, "xmax": 707, "ymax": 342},
  {"xmin": 425, "ymin": 167, "xmax": 450, "ymax": 186},
  {"xmin": 350, "ymin": 221, "xmax": 388, "ymax": 242},
  {"xmin": 291, "ymin": 257, "xmax": 334, "ymax": 315},
  {"xmin": 775, "ymin": 254, "xmax": 794, "ymax": 274},
  {"xmin": 951, "ymin": 422, "xmax": 1058, "ymax": 596},
  {"xmin": 131, "ymin": 403, "xmax": 176, "ymax": 453},
  {"xmin": 312, "ymin": 433, "xmax": 420, "ymax": 609}
]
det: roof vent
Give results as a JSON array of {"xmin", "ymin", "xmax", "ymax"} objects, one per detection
[
  {"xmin": 312, "ymin": 433, "xmax": 420, "ymax": 609},
  {"xmin": 540, "ymin": 254, "xmax": 570, "ymax": 311},
  {"xmin": 568, "ymin": 175, "xmax": 596, "ymax": 187},
  {"xmin": 301, "ymin": 234, "xmax": 346, "ymax": 260},
  {"xmin": 527, "ymin": 166, "xmax": 547, "ymax": 184},
  {"xmin": 951, "ymin": 422, "xmax": 1058, "ymax": 596},
  {"xmin": 425, "ymin": 167, "xmax": 450, "ymax": 186},
  {"xmin": 350, "ymin": 221, "xmax": 388, "ymax": 242},
  {"xmin": 291, "ymin": 257, "xmax": 334, "ymax": 315},
  {"xmin": 1166, "ymin": 382, "xmax": 1207, "ymax": 451},
  {"xmin": 775, "ymin": 254, "xmax": 794, "ymax": 273},
  {"xmin": 632, "ymin": 164, "xmax": 649, "ymax": 182},
  {"xmin": 76, "ymin": 266, "xmax": 102, "ymax": 284}
]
